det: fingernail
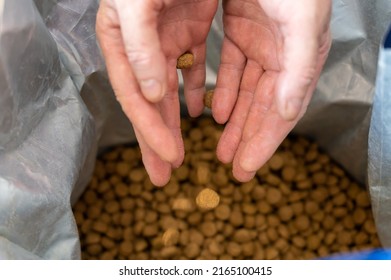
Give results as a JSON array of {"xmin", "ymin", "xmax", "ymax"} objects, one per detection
[
  {"xmin": 240, "ymin": 154, "xmax": 256, "ymax": 172},
  {"xmin": 140, "ymin": 79, "xmax": 163, "ymax": 102},
  {"xmin": 284, "ymin": 98, "xmax": 303, "ymax": 120}
]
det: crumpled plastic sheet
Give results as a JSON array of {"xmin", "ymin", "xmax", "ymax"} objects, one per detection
[
  {"xmin": 0, "ymin": 0, "xmax": 390, "ymax": 259},
  {"xmin": 368, "ymin": 25, "xmax": 391, "ymax": 248}
]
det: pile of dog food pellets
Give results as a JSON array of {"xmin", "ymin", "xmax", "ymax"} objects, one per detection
[{"xmin": 73, "ymin": 117, "xmax": 381, "ymax": 260}]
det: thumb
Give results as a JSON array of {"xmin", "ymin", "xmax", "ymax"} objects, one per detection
[
  {"xmin": 276, "ymin": 28, "xmax": 319, "ymax": 121},
  {"xmin": 265, "ymin": 0, "xmax": 331, "ymax": 121},
  {"xmin": 114, "ymin": 0, "xmax": 167, "ymax": 102}
]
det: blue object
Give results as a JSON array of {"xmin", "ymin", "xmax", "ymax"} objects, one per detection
[
  {"xmin": 385, "ymin": 23, "xmax": 391, "ymax": 48},
  {"xmin": 323, "ymin": 249, "xmax": 391, "ymax": 260}
]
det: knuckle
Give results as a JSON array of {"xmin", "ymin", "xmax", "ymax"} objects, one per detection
[
  {"xmin": 126, "ymin": 48, "xmax": 152, "ymax": 69},
  {"xmin": 299, "ymin": 66, "xmax": 317, "ymax": 87}
]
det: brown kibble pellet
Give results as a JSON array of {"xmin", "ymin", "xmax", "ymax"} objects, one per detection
[
  {"xmin": 266, "ymin": 227, "xmax": 278, "ymax": 242},
  {"xmin": 176, "ymin": 52, "xmax": 194, "ymax": 69},
  {"xmin": 363, "ymin": 219, "xmax": 377, "ymax": 235},
  {"xmin": 265, "ymin": 247, "xmax": 279, "ymax": 260},
  {"xmin": 92, "ymin": 221, "xmax": 108, "ymax": 234},
  {"xmin": 355, "ymin": 232, "xmax": 369, "ymax": 245},
  {"xmin": 307, "ymin": 235, "xmax": 321, "ymax": 251},
  {"xmin": 189, "ymin": 230, "xmax": 204, "ymax": 246},
  {"xmin": 114, "ymin": 183, "xmax": 128, "ymax": 198},
  {"xmin": 143, "ymin": 224, "xmax": 158, "ymax": 237},
  {"xmin": 268, "ymin": 153, "xmax": 284, "ymax": 170},
  {"xmin": 74, "ymin": 211, "xmax": 84, "ymax": 227},
  {"xmin": 86, "ymin": 206, "xmax": 101, "ymax": 220},
  {"xmin": 172, "ymin": 198, "xmax": 194, "ymax": 212},
  {"xmin": 312, "ymin": 172, "xmax": 327, "ymax": 185},
  {"xmin": 204, "ymin": 90, "xmax": 214, "ymax": 109},
  {"xmin": 101, "ymin": 237, "xmax": 116, "ymax": 250},
  {"xmin": 230, "ymin": 210, "xmax": 244, "ymax": 227},
  {"xmin": 242, "ymin": 203, "xmax": 257, "ymax": 215},
  {"xmin": 212, "ymin": 171, "xmax": 229, "ymax": 187},
  {"xmin": 295, "ymin": 215, "xmax": 310, "ymax": 231},
  {"xmin": 83, "ymin": 190, "xmax": 97, "ymax": 205},
  {"xmin": 129, "ymin": 168, "xmax": 146, "ymax": 183},
  {"xmin": 240, "ymin": 242, "xmax": 254, "ymax": 257},
  {"xmin": 252, "ymin": 185, "xmax": 266, "ymax": 200},
  {"xmin": 162, "ymin": 228, "xmax": 180, "ymax": 247},
  {"xmin": 265, "ymin": 173, "xmax": 281, "ymax": 186},
  {"xmin": 200, "ymin": 221, "xmax": 218, "ymax": 237},
  {"xmin": 85, "ymin": 232, "xmax": 101, "ymax": 245},
  {"xmin": 164, "ymin": 180, "xmax": 180, "ymax": 197},
  {"xmin": 97, "ymin": 180, "xmax": 110, "ymax": 194},
  {"xmin": 266, "ymin": 188, "xmax": 282, "ymax": 205},
  {"xmin": 160, "ymin": 246, "xmax": 179, "ymax": 259},
  {"xmin": 233, "ymin": 229, "xmax": 252, "ymax": 243},
  {"xmin": 116, "ymin": 162, "xmax": 130, "ymax": 177},
  {"xmin": 106, "ymin": 227, "xmax": 121, "ymax": 240},
  {"xmin": 257, "ymin": 202, "xmax": 272, "ymax": 214},
  {"xmin": 282, "ymin": 166, "xmax": 296, "ymax": 181},
  {"xmin": 337, "ymin": 231, "xmax": 352, "ymax": 246},
  {"xmin": 208, "ymin": 240, "xmax": 223, "ymax": 256},
  {"xmin": 134, "ymin": 239, "xmax": 148, "ymax": 252},
  {"xmin": 333, "ymin": 193, "xmax": 347, "ymax": 206},
  {"xmin": 353, "ymin": 208, "xmax": 367, "ymax": 225},
  {"xmin": 174, "ymin": 165, "xmax": 190, "ymax": 182},
  {"xmin": 214, "ymin": 204, "xmax": 231, "ymax": 220},
  {"xmin": 87, "ymin": 244, "xmax": 102, "ymax": 256},
  {"xmin": 184, "ymin": 243, "xmax": 200, "ymax": 259},
  {"xmin": 195, "ymin": 164, "xmax": 211, "ymax": 185},
  {"xmin": 244, "ymin": 215, "xmax": 256, "ymax": 229},
  {"xmin": 291, "ymin": 202, "xmax": 304, "ymax": 216},
  {"xmin": 226, "ymin": 242, "xmax": 242, "ymax": 257},
  {"xmin": 304, "ymin": 201, "xmax": 319, "ymax": 215},
  {"xmin": 196, "ymin": 188, "xmax": 220, "ymax": 210},
  {"xmin": 356, "ymin": 191, "xmax": 371, "ymax": 207},
  {"xmin": 292, "ymin": 236, "xmax": 306, "ymax": 248},
  {"xmin": 311, "ymin": 187, "xmax": 328, "ymax": 203},
  {"xmin": 105, "ymin": 200, "xmax": 120, "ymax": 214},
  {"xmin": 119, "ymin": 241, "xmax": 133, "ymax": 257},
  {"xmin": 100, "ymin": 251, "xmax": 115, "ymax": 260},
  {"xmin": 278, "ymin": 205, "xmax": 293, "ymax": 222}
]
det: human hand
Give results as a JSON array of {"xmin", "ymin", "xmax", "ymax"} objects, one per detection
[
  {"xmin": 212, "ymin": 0, "xmax": 332, "ymax": 182},
  {"xmin": 96, "ymin": 0, "xmax": 218, "ymax": 186}
]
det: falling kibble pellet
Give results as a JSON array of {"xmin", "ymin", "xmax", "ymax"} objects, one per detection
[
  {"xmin": 176, "ymin": 52, "xmax": 194, "ymax": 69},
  {"xmin": 204, "ymin": 90, "xmax": 214, "ymax": 109},
  {"xmin": 74, "ymin": 117, "xmax": 381, "ymax": 260},
  {"xmin": 196, "ymin": 188, "xmax": 220, "ymax": 210}
]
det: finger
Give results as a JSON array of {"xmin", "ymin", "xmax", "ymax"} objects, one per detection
[
  {"xmin": 97, "ymin": 10, "xmax": 178, "ymax": 163},
  {"xmin": 274, "ymin": 4, "xmax": 331, "ymax": 121},
  {"xmin": 230, "ymin": 71, "xmax": 277, "ymax": 180},
  {"xmin": 216, "ymin": 60, "xmax": 263, "ymax": 164},
  {"xmin": 134, "ymin": 128, "xmax": 172, "ymax": 187},
  {"xmin": 213, "ymin": 37, "xmax": 246, "ymax": 124},
  {"xmin": 182, "ymin": 45, "xmax": 207, "ymax": 117},
  {"xmin": 232, "ymin": 144, "xmax": 256, "ymax": 182},
  {"xmin": 113, "ymin": 0, "xmax": 167, "ymax": 102},
  {"xmin": 238, "ymin": 72, "xmax": 308, "ymax": 173},
  {"xmin": 117, "ymin": 83, "xmax": 178, "ymax": 164},
  {"xmin": 239, "ymin": 112, "xmax": 295, "ymax": 174},
  {"xmin": 158, "ymin": 59, "xmax": 185, "ymax": 168}
]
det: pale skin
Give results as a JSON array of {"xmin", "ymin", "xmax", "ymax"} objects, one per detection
[
  {"xmin": 96, "ymin": 0, "xmax": 332, "ymax": 185},
  {"xmin": 96, "ymin": 0, "xmax": 218, "ymax": 186},
  {"xmin": 212, "ymin": 0, "xmax": 332, "ymax": 181}
]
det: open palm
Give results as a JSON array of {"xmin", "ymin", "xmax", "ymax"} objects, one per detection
[
  {"xmin": 97, "ymin": 0, "xmax": 218, "ymax": 186},
  {"xmin": 212, "ymin": 0, "xmax": 331, "ymax": 182}
]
